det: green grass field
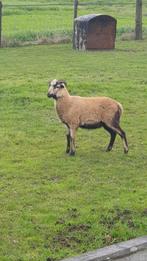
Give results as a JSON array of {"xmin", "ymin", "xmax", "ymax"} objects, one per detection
[
  {"xmin": 2, "ymin": 0, "xmax": 147, "ymax": 46},
  {"xmin": 0, "ymin": 40, "xmax": 147, "ymax": 260}
]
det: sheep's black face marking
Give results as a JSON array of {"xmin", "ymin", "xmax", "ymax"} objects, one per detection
[
  {"xmin": 52, "ymin": 80, "xmax": 66, "ymax": 89},
  {"xmin": 49, "ymin": 80, "xmax": 66, "ymax": 89}
]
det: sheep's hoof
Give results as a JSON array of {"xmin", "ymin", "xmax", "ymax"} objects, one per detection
[
  {"xmin": 124, "ymin": 148, "xmax": 129, "ymax": 154},
  {"xmin": 66, "ymin": 149, "xmax": 70, "ymax": 154},
  {"xmin": 69, "ymin": 151, "xmax": 75, "ymax": 156},
  {"xmin": 106, "ymin": 147, "xmax": 112, "ymax": 152}
]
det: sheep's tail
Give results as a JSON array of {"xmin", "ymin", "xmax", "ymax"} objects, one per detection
[{"xmin": 117, "ymin": 102, "xmax": 123, "ymax": 116}]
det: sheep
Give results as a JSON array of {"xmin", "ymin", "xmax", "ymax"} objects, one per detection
[{"xmin": 47, "ymin": 79, "xmax": 128, "ymax": 156}]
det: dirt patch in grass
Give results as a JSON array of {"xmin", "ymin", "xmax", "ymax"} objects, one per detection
[
  {"xmin": 142, "ymin": 208, "xmax": 147, "ymax": 216},
  {"xmin": 100, "ymin": 207, "xmax": 135, "ymax": 229},
  {"xmin": 52, "ymin": 222, "xmax": 91, "ymax": 249},
  {"xmin": 67, "ymin": 223, "xmax": 91, "ymax": 233}
]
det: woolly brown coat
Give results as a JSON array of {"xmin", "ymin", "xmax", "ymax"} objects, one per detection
[{"xmin": 48, "ymin": 79, "xmax": 128, "ymax": 155}]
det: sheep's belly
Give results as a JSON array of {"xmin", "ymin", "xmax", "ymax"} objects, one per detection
[{"xmin": 79, "ymin": 122, "xmax": 102, "ymax": 129}]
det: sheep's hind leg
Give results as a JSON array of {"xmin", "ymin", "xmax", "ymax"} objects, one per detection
[
  {"xmin": 106, "ymin": 131, "xmax": 116, "ymax": 152},
  {"xmin": 118, "ymin": 127, "xmax": 128, "ymax": 154},
  {"xmin": 108, "ymin": 124, "xmax": 128, "ymax": 154},
  {"xmin": 103, "ymin": 124, "xmax": 116, "ymax": 151}
]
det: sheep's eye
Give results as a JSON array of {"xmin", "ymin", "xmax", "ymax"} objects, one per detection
[{"xmin": 54, "ymin": 84, "xmax": 61, "ymax": 89}]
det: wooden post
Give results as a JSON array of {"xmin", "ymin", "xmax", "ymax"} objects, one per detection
[
  {"xmin": 0, "ymin": 1, "xmax": 2, "ymax": 47},
  {"xmin": 73, "ymin": 0, "xmax": 78, "ymax": 49},
  {"xmin": 135, "ymin": 0, "xmax": 142, "ymax": 40}
]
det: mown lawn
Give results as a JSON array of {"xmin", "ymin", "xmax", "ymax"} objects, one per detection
[{"xmin": 0, "ymin": 40, "xmax": 147, "ymax": 261}]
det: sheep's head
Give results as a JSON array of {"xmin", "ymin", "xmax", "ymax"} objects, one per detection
[{"xmin": 47, "ymin": 79, "xmax": 67, "ymax": 99}]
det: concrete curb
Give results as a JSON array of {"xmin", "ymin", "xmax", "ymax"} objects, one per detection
[{"xmin": 60, "ymin": 236, "xmax": 147, "ymax": 261}]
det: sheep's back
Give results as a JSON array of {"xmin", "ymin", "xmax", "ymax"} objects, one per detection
[{"xmin": 68, "ymin": 96, "xmax": 121, "ymax": 126}]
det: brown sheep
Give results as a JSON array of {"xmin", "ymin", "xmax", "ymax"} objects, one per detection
[{"xmin": 47, "ymin": 79, "xmax": 128, "ymax": 156}]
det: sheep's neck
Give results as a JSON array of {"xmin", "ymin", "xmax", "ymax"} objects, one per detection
[{"xmin": 55, "ymin": 94, "xmax": 71, "ymax": 122}]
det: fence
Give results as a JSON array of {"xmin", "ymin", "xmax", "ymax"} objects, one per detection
[
  {"xmin": 0, "ymin": 3, "xmax": 72, "ymax": 47},
  {"xmin": 0, "ymin": 1, "xmax": 147, "ymax": 47},
  {"xmin": 0, "ymin": 1, "xmax": 2, "ymax": 47}
]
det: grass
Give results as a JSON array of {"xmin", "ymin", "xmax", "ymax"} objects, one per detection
[
  {"xmin": 0, "ymin": 40, "xmax": 147, "ymax": 260},
  {"xmin": 2, "ymin": 0, "xmax": 147, "ymax": 46}
]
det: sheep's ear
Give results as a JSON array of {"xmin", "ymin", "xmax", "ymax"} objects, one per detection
[
  {"xmin": 60, "ymin": 80, "xmax": 67, "ymax": 88},
  {"xmin": 48, "ymin": 80, "xmax": 51, "ymax": 86},
  {"xmin": 60, "ymin": 83, "xmax": 65, "ymax": 88}
]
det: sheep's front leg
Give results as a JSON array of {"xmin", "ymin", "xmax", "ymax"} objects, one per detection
[
  {"xmin": 69, "ymin": 128, "xmax": 76, "ymax": 156},
  {"xmin": 66, "ymin": 130, "xmax": 70, "ymax": 154}
]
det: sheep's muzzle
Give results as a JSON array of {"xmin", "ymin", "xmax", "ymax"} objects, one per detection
[{"xmin": 47, "ymin": 93, "xmax": 57, "ymax": 99}]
